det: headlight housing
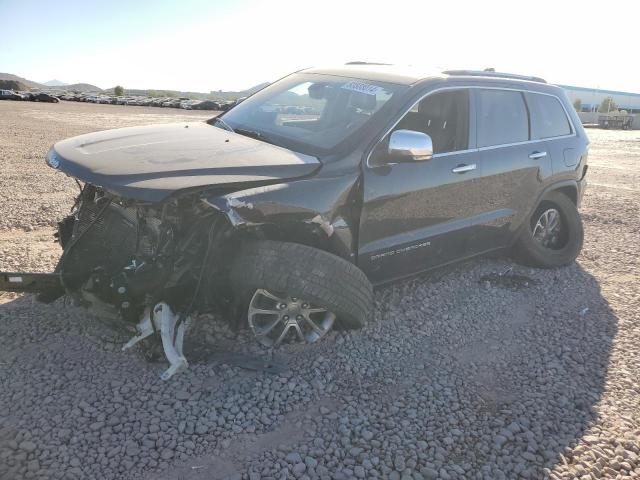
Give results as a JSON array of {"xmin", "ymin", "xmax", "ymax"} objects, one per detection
[{"xmin": 45, "ymin": 148, "xmax": 60, "ymax": 169}]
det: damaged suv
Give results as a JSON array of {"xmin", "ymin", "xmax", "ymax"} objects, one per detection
[{"xmin": 1, "ymin": 65, "xmax": 588, "ymax": 379}]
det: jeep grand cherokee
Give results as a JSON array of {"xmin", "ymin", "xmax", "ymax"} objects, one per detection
[{"xmin": 0, "ymin": 65, "xmax": 588, "ymax": 379}]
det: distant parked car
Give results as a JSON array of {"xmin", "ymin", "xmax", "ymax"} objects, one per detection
[
  {"xmin": 0, "ymin": 89, "xmax": 23, "ymax": 101},
  {"xmin": 191, "ymin": 100, "xmax": 221, "ymax": 110},
  {"xmin": 31, "ymin": 93, "xmax": 59, "ymax": 103},
  {"xmin": 180, "ymin": 100, "xmax": 197, "ymax": 110}
]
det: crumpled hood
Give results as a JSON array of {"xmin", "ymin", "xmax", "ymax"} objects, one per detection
[{"xmin": 48, "ymin": 122, "xmax": 320, "ymax": 202}]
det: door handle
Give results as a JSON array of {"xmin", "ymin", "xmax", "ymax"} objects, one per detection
[
  {"xmin": 529, "ymin": 151, "xmax": 547, "ymax": 159},
  {"xmin": 451, "ymin": 163, "xmax": 476, "ymax": 173}
]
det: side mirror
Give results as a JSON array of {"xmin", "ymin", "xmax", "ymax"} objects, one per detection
[{"xmin": 388, "ymin": 129, "xmax": 433, "ymax": 161}]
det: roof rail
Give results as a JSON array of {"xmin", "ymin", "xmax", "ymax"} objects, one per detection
[{"xmin": 442, "ymin": 69, "xmax": 547, "ymax": 84}]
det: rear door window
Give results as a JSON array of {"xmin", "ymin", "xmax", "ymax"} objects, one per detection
[
  {"xmin": 477, "ymin": 89, "xmax": 529, "ymax": 147},
  {"xmin": 527, "ymin": 93, "xmax": 572, "ymax": 139}
]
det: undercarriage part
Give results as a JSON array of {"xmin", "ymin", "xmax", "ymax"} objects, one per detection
[
  {"xmin": 122, "ymin": 302, "xmax": 191, "ymax": 380},
  {"xmin": 0, "ymin": 272, "xmax": 62, "ymax": 294},
  {"xmin": 205, "ymin": 352, "xmax": 289, "ymax": 374}
]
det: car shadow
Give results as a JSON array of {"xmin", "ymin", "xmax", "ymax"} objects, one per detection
[
  {"xmin": 366, "ymin": 257, "xmax": 616, "ymax": 477},
  {"xmin": 0, "ymin": 258, "xmax": 616, "ymax": 479}
]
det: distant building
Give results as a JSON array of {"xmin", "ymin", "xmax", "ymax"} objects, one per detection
[{"xmin": 559, "ymin": 85, "xmax": 640, "ymax": 113}]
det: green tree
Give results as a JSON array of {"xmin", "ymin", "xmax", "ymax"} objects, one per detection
[
  {"xmin": 598, "ymin": 96, "xmax": 617, "ymax": 113},
  {"xmin": 573, "ymin": 98, "xmax": 582, "ymax": 111},
  {"xmin": 114, "ymin": 85, "xmax": 124, "ymax": 96}
]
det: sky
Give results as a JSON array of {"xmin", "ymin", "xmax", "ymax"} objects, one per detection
[{"xmin": 1, "ymin": 0, "xmax": 639, "ymax": 93}]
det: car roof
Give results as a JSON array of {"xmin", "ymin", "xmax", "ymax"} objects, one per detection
[
  {"xmin": 302, "ymin": 64, "xmax": 445, "ymax": 85},
  {"xmin": 301, "ymin": 64, "xmax": 550, "ymax": 89}
]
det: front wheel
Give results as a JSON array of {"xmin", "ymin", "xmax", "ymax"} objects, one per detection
[
  {"xmin": 229, "ymin": 240, "xmax": 373, "ymax": 347},
  {"xmin": 515, "ymin": 191, "xmax": 584, "ymax": 268}
]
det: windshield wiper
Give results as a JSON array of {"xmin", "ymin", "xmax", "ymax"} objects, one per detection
[
  {"xmin": 233, "ymin": 128, "xmax": 274, "ymax": 145},
  {"xmin": 211, "ymin": 116, "xmax": 234, "ymax": 132},
  {"xmin": 211, "ymin": 118, "xmax": 274, "ymax": 145}
]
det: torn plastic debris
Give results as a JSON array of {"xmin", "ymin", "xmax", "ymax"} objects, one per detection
[
  {"xmin": 122, "ymin": 302, "xmax": 191, "ymax": 380},
  {"xmin": 204, "ymin": 196, "xmax": 254, "ymax": 227},
  {"xmin": 308, "ymin": 214, "xmax": 335, "ymax": 237},
  {"xmin": 226, "ymin": 197, "xmax": 254, "ymax": 210}
]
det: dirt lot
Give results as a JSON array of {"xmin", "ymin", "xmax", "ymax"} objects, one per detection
[{"xmin": 0, "ymin": 100, "xmax": 639, "ymax": 480}]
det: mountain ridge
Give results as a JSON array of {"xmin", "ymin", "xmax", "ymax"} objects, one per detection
[
  {"xmin": 43, "ymin": 79, "xmax": 68, "ymax": 86},
  {"xmin": 0, "ymin": 73, "xmax": 101, "ymax": 92},
  {"xmin": 1, "ymin": 72, "xmax": 269, "ymax": 100}
]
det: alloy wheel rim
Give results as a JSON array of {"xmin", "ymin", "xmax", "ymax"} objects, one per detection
[
  {"xmin": 248, "ymin": 289, "xmax": 336, "ymax": 347},
  {"xmin": 532, "ymin": 208, "xmax": 563, "ymax": 249}
]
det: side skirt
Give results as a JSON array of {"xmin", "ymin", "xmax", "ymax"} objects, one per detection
[{"xmin": 369, "ymin": 246, "xmax": 510, "ymax": 288}]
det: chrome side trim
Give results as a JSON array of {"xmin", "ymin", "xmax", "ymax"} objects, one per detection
[
  {"xmin": 477, "ymin": 135, "xmax": 574, "ymax": 152},
  {"xmin": 433, "ymin": 148, "xmax": 477, "ymax": 158},
  {"xmin": 366, "ymin": 86, "xmax": 577, "ymax": 168}
]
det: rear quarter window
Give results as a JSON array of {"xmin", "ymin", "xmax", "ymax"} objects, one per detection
[
  {"xmin": 477, "ymin": 89, "xmax": 529, "ymax": 147},
  {"xmin": 527, "ymin": 92, "xmax": 572, "ymax": 139}
]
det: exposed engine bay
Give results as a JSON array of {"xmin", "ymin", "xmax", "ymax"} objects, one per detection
[
  {"xmin": 0, "ymin": 164, "xmax": 361, "ymax": 379},
  {"xmin": 51, "ymin": 183, "xmax": 224, "ymax": 378}
]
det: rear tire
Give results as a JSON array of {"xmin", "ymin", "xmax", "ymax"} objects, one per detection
[
  {"xmin": 229, "ymin": 240, "xmax": 372, "ymax": 345},
  {"xmin": 515, "ymin": 191, "xmax": 584, "ymax": 268}
]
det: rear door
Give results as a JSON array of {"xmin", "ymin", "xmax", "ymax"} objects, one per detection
[
  {"xmin": 468, "ymin": 88, "xmax": 553, "ymax": 254},
  {"xmin": 525, "ymin": 91, "xmax": 577, "ymax": 171}
]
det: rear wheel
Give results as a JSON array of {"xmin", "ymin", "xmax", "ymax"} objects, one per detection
[
  {"xmin": 229, "ymin": 240, "xmax": 373, "ymax": 347},
  {"xmin": 515, "ymin": 191, "xmax": 584, "ymax": 268}
]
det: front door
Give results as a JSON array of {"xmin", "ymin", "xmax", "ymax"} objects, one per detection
[{"xmin": 358, "ymin": 88, "xmax": 485, "ymax": 283}]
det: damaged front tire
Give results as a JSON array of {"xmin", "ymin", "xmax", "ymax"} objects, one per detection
[{"xmin": 230, "ymin": 240, "xmax": 372, "ymax": 346}]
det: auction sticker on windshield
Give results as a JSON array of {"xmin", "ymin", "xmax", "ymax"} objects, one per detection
[{"xmin": 341, "ymin": 81, "xmax": 383, "ymax": 96}]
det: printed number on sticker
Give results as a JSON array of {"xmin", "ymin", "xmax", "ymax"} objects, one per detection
[{"xmin": 341, "ymin": 81, "xmax": 382, "ymax": 96}]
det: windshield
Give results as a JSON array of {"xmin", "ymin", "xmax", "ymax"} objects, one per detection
[{"xmin": 214, "ymin": 73, "xmax": 406, "ymax": 155}]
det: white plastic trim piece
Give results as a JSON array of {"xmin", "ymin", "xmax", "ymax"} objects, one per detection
[{"xmin": 122, "ymin": 302, "xmax": 191, "ymax": 380}]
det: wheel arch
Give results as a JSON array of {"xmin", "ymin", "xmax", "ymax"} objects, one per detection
[
  {"xmin": 513, "ymin": 180, "xmax": 579, "ymax": 245},
  {"xmin": 219, "ymin": 219, "xmax": 353, "ymax": 260},
  {"xmin": 513, "ymin": 184, "xmax": 584, "ymax": 268},
  {"xmin": 551, "ymin": 183, "xmax": 578, "ymax": 205},
  {"xmin": 203, "ymin": 175, "xmax": 362, "ymax": 264},
  {"xmin": 538, "ymin": 180, "xmax": 579, "ymax": 207}
]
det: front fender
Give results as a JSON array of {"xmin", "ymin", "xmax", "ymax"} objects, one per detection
[{"xmin": 203, "ymin": 173, "xmax": 361, "ymax": 261}]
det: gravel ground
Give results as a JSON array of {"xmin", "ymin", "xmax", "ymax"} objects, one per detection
[{"xmin": 0, "ymin": 101, "xmax": 639, "ymax": 480}]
